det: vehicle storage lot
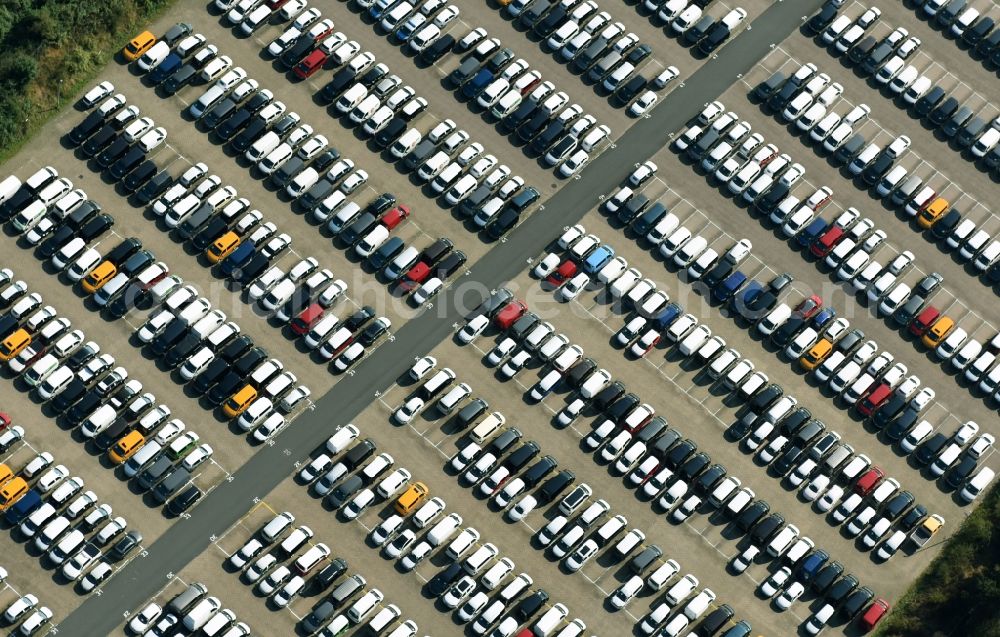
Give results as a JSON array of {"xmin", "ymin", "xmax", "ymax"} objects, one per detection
[{"xmin": 3, "ymin": 0, "xmax": 999, "ymax": 635}]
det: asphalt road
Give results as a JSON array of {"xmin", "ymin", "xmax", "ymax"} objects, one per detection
[{"xmin": 59, "ymin": 1, "xmax": 824, "ymax": 634}]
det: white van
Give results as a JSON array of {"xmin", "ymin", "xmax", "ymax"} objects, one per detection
[
  {"xmin": 757, "ymin": 303, "xmax": 791, "ymax": 335},
  {"xmin": 81, "ymin": 404, "xmax": 117, "ymax": 438},
  {"xmin": 533, "ymin": 603, "xmax": 569, "ymax": 637},
  {"xmin": 182, "ymin": 596, "xmax": 221, "ymax": 631},
  {"xmin": 470, "ymin": 412, "xmax": 506, "ymax": 444},
  {"xmin": 123, "ymin": 441, "xmax": 163, "ymax": 477},
  {"xmin": 246, "ymin": 131, "xmax": 281, "ymax": 162},
  {"xmin": 683, "ymin": 589, "xmax": 716, "ymax": 620},
  {"xmin": 12, "ymin": 200, "xmax": 47, "ymax": 232},
  {"xmin": 190, "ymin": 85, "xmax": 227, "ymax": 119},
  {"xmin": 337, "ymin": 84, "xmax": 369, "ymax": 114},
  {"xmin": 391, "ymin": 128, "xmax": 422, "ymax": 158},
  {"xmin": 347, "ymin": 588, "xmax": 385, "ymax": 624},
  {"xmin": 427, "ymin": 512, "xmax": 463, "ymax": 546},
  {"xmin": 766, "ymin": 524, "xmax": 800, "ymax": 557},
  {"xmin": 0, "ymin": 175, "xmax": 20, "ymax": 205},
  {"xmin": 960, "ymin": 467, "xmax": 995, "ymax": 502}
]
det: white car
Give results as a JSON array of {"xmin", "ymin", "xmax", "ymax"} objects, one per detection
[{"xmin": 458, "ymin": 315, "xmax": 489, "ymax": 343}]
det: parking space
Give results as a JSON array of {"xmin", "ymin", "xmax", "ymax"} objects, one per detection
[
  {"xmin": 3, "ymin": 0, "xmax": 998, "ymax": 635},
  {"xmin": 668, "ymin": 61, "xmax": 1000, "ymax": 403}
]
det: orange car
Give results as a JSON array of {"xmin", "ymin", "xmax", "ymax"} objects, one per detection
[{"xmin": 123, "ymin": 31, "xmax": 157, "ymax": 62}]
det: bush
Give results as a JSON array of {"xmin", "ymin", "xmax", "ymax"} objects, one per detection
[
  {"xmin": 875, "ymin": 483, "xmax": 1000, "ymax": 636},
  {"xmin": 0, "ymin": 0, "xmax": 174, "ymax": 160}
]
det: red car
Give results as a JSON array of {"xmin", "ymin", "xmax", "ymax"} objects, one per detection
[
  {"xmin": 267, "ymin": 0, "xmax": 290, "ymax": 7},
  {"xmin": 810, "ymin": 226, "xmax": 845, "ymax": 257},
  {"xmin": 854, "ymin": 467, "xmax": 885, "ymax": 496},
  {"xmin": 545, "ymin": 259, "xmax": 577, "ymax": 288},
  {"xmin": 293, "ymin": 49, "xmax": 328, "ymax": 79},
  {"xmin": 858, "ymin": 598, "xmax": 890, "ymax": 632},
  {"xmin": 380, "ymin": 205, "xmax": 411, "ymax": 230},
  {"xmin": 0, "ymin": 413, "xmax": 9, "ymax": 432},
  {"xmin": 398, "ymin": 261, "xmax": 431, "ymax": 292},
  {"xmin": 794, "ymin": 295, "xmax": 823, "ymax": 319},
  {"xmin": 494, "ymin": 300, "xmax": 528, "ymax": 330},
  {"xmin": 857, "ymin": 384, "xmax": 892, "ymax": 417},
  {"xmin": 909, "ymin": 306, "xmax": 940, "ymax": 336}
]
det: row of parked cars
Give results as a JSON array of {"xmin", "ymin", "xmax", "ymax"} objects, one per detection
[
  {"xmin": 751, "ymin": 76, "xmax": 1000, "ymax": 379},
  {"xmin": 915, "ymin": 0, "xmax": 1000, "ymax": 67},
  {"xmin": 449, "ymin": 36, "xmax": 619, "ymax": 175},
  {"xmin": 413, "ymin": 350, "xmax": 750, "ymax": 637},
  {"xmin": 814, "ymin": 1, "xmax": 1000, "ymax": 173},
  {"xmin": 0, "ymin": 441, "xmax": 141, "ymax": 599},
  {"xmin": 222, "ymin": 505, "xmax": 420, "ymax": 636},
  {"xmin": 126, "ymin": 581, "xmax": 249, "ymax": 637},
  {"xmin": 454, "ymin": 283, "xmax": 876, "ymax": 634},
  {"xmin": 131, "ymin": 277, "xmax": 312, "ymax": 437},
  {"xmin": 0, "ymin": 269, "xmax": 223, "ymax": 516},
  {"xmin": 0, "ymin": 168, "xmax": 119, "ymax": 293},
  {"xmin": 1, "ymin": 583, "xmax": 53, "ymax": 636},
  {"xmin": 762, "ymin": 59, "xmax": 1000, "ymax": 290},
  {"xmin": 603, "ymin": 170, "xmax": 992, "ymax": 503}
]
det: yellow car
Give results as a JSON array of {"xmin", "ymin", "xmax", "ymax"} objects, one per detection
[
  {"xmin": 206, "ymin": 232, "xmax": 241, "ymax": 264},
  {"xmin": 123, "ymin": 31, "xmax": 157, "ymax": 62},
  {"xmin": 917, "ymin": 197, "xmax": 949, "ymax": 229},
  {"xmin": 921, "ymin": 316, "xmax": 955, "ymax": 348},
  {"xmin": 799, "ymin": 339, "xmax": 833, "ymax": 371}
]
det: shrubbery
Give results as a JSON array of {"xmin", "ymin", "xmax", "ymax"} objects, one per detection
[
  {"xmin": 0, "ymin": 0, "xmax": 172, "ymax": 160},
  {"xmin": 876, "ymin": 484, "xmax": 1000, "ymax": 636}
]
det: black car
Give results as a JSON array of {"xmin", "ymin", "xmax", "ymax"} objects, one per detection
[
  {"xmin": 237, "ymin": 254, "xmax": 271, "ymax": 285},
  {"xmin": 219, "ymin": 335, "xmax": 253, "ymax": 362},
  {"xmin": 606, "ymin": 392, "xmax": 640, "ymax": 422},
  {"xmin": 727, "ymin": 412, "xmax": 757, "ymax": 441},
  {"xmin": 167, "ymin": 485, "xmax": 202, "ymax": 516},
  {"xmin": 735, "ymin": 499, "xmax": 770, "ymax": 530},
  {"xmin": 522, "ymin": 455, "xmax": 558, "ymax": 487},
  {"xmin": 861, "ymin": 153, "xmax": 894, "ymax": 186},
  {"xmin": 811, "ymin": 561, "xmax": 844, "ymax": 593},
  {"xmin": 427, "ymin": 562, "xmax": 463, "ymax": 597},
  {"xmin": 885, "ymin": 408, "xmax": 919, "ymax": 441},
  {"xmin": 339, "ymin": 212, "xmax": 378, "ymax": 246},
  {"xmin": 515, "ymin": 590, "xmax": 550, "ymax": 621},
  {"xmin": 502, "ymin": 441, "xmax": 541, "ymax": 473},
  {"xmin": 436, "ymin": 250, "xmax": 468, "ymax": 279},
  {"xmin": 695, "ymin": 463, "xmax": 726, "ymax": 493},
  {"xmin": 300, "ymin": 601, "xmax": 337, "ymax": 635},
  {"xmin": 164, "ymin": 333, "xmax": 202, "ymax": 368},
  {"xmin": 679, "ymin": 452, "xmax": 711, "ymax": 481},
  {"xmin": 841, "ymin": 586, "xmax": 875, "ymax": 619},
  {"xmin": 900, "ymin": 504, "xmax": 928, "ymax": 532},
  {"xmin": 833, "ymin": 329, "xmax": 864, "ymax": 355},
  {"xmin": 808, "ymin": 2, "xmax": 840, "ymax": 33},
  {"xmin": 216, "ymin": 109, "xmax": 253, "ymax": 141},
  {"xmin": 593, "ymin": 381, "xmax": 626, "ymax": 410},
  {"xmin": 192, "ymin": 359, "xmax": 229, "ymax": 394},
  {"xmin": 487, "ymin": 209, "xmax": 520, "ymax": 239},
  {"xmin": 699, "ymin": 24, "xmax": 731, "ymax": 54},
  {"xmin": 929, "ymin": 96, "xmax": 960, "ymax": 126},
  {"xmin": 749, "ymin": 384, "xmax": 783, "ymax": 412},
  {"xmin": 358, "ymin": 318, "xmax": 390, "ymax": 346},
  {"xmin": 122, "ymin": 160, "xmax": 158, "ymax": 192},
  {"xmin": 234, "ymin": 347, "xmax": 269, "ymax": 377},
  {"xmin": 537, "ymin": 470, "xmax": 575, "ymax": 502},
  {"xmin": 374, "ymin": 118, "xmax": 407, "ymax": 148},
  {"xmin": 164, "ymin": 63, "xmax": 198, "ymax": 93},
  {"xmin": 136, "ymin": 172, "xmax": 172, "ymax": 204},
  {"xmin": 664, "ymin": 439, "xmax": 697, "ymax": 470},
  {"xmin": 280, "ymin": 38, "xmax": 314, "ymax": 69},
  {"xmin": 320, "ymin": 67, "xmax": 359, "ymax": 103},
  {"xmin": 749, "ymin": 513, "xmax": 785, "ymax": 544},
  {"xmin": 109, "ymin": 530, "xmax": 143, "ymax": 561},
  {"xmin": 566, "ymin": 360, "xmax": 597, "ymax": 388},
  {"xmin": 67, "ymin": 390, "xmax": 104, "ymax": 426},
  {"xmin": 82, "ymin": 124, "xmax": 118, "ymax": 157},
  {"xmin": 421, "ymin": 34, "xmax": 456, "ymax": 63},
  {"xmin": 699, "ymin": 605, "xmax": 735, "ymax": 636},
  {"xmin": 51, "ymin": 379, "xmax": 86, "ymax": 413},
  {"xmin": 344, "ymin": 306, "xmax": 376, "ymax": 332},
  {"xmin": 78, "ymin": 213, "xmax": 115, "ymax": 242},
  {"xmin": 97, "ymin": 136, "xmax": 131, "ymax": 168},
  {"xmin": 152, "ymin": 319, "xmax": 189, "ymax": 356},
  {"xmin": 701, "ymin": 260, "xmax": 735, "ymax": 289},
  {"xmin": 231, "ymin": 117, "xmax": 269, "ymax": 152},
  {"xmin": 70, "ymin": 110, "xmax": 107, "ymax": 145},
  {"xmin": 456, "ymin": 399, "xmax": 489, "ymax": 430},
  {"xmin": 826, "ymin": 574, "xmax": 860, "ymax": 605},
  {"xmin": 779, "ymin": 407, "xmax": 812, "ymax": 437},
  {"xmin": 312, "ymin": 558, "xmax": 349, "ymax": 592},
  {"xmin": 191, "ymin": 217, "xmax": 232, "ymax": 251}
]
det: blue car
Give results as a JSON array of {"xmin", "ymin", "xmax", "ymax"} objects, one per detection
[
  {"xmin": 813, "ymin": 307, "xmax": 836, "ymax": 328},
  {"xmin": 652, "ymin": 302, "xmax": 683, "ymax": 330},
  {"xmin": 583, "ymin": 245, "xmax": 615, "ymax": 274},
  {"xmin": 462, "ymin": 69, "xmax": 494, "ymax": 98},
  {"xmin": 797, "ymin": 217, "xmax": 829, "ymax": 248},
  {"xmin": 149, "ymin": 53, "xmax": 182, "ymax": 84},
  {"xmin": 798, "ymin": 549, "xmax": 830, "ymax": 582},
  {"xmin": 395, "ymin": 15, "xmax": 425, "ymax": 41},
  {"xmin": 4, "ymin": 489, "xmax": 41, "ymax": 525},
  {"xmin": 729, "ymin": 280, "xmax": 763, "ymax": 314},
  {"xmin": 713, "ymin": 271, "xmax": 747, "ymax": 303},
  {"xmin": 219, "ymin": 240, "xmax": 255, "ymax": 276}
]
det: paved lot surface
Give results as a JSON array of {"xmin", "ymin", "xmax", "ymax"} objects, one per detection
[{"xmin": 7, "ymin": 0, "xmax": 998, "ymax": 634}]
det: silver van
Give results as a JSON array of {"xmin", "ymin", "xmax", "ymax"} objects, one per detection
[
  {"xmin": 330, "ymin": 574, "xmax": 366, "ymax": 605},
  {"xmin": 384, "ymin": 246, "xmax": 419, "ymax": 280},
  {"xmin": 167, "ymin": 582, "xmax": 208, "ymax": 615}
]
